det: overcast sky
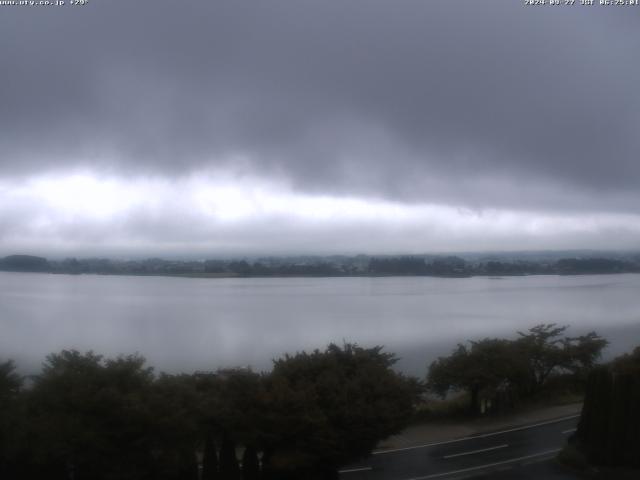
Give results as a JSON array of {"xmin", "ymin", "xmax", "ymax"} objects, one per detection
[{"xmin": 1, "ymin": 0, "xmax": 639, "ymax": 257}]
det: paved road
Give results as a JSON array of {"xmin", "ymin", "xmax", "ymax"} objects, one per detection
[{"xmin": 339, "ymin": 416, "xmax": 580, "ymax": 480}]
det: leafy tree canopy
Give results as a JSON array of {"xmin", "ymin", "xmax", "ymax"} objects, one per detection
[
  {"xmin": 262, "ymin": 343, "xmax": 421, "ymax": 474},
  {"xmin": 428, "ymin": 324, "xmax": 608, "ymax": 414}
]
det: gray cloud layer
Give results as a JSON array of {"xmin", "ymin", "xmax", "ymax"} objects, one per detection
[{"xmin": 1, "ymin": 1, "xmax": 640, "ymax": 253}]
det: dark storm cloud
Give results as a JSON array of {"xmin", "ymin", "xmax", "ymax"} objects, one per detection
[{"xmin": 1, "ymin": 0, "xmax": 639, "ymax": 212}]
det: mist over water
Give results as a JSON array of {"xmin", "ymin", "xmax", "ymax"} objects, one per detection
[{"xmin": 1, "ymin": 272, "xmax": 639, "ymax": 376}]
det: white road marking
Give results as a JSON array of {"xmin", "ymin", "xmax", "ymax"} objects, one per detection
[
  {"xmin": 404, "ymin": 448, "xmax": 562, "ymax": 479},
  {"xmin": 442, "ymin": 443, "xmax": 509, "ymax": 459},
  {"xmin": 522, "ymin": 455, "xmax": 555, "ymax": 466},
  {"xmin": 338, "ymin": 466, "xmax": 372, "ymax": 474},
  {"xmin": 561, "ymin": 428, "xmax": 577, "ymax": 434},
  {"xmin": 372, "ymin": 414, "xmax": 579, "ymax": 455}
]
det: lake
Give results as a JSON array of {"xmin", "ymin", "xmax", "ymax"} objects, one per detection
[{"xmin": 1, "ymin": 272, "xmax": 639, "ymax": 376}]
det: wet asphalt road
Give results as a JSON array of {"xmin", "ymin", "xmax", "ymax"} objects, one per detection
[{"xmin": 339, "ymin": 416, "xmax": 581, "ymax": 480}]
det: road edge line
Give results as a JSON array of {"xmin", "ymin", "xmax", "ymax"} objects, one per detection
[
  {"xmin": 442, "ymin": 443, "xmax": 509, "ymax": 459},
  {"xmin": 406, "ymin": 448, "xmax": 562, "ymax": 479},
  {"xmin": 373, "ymin": 414, "xmax": 579, "ymax": 455},
  {"xmin": 338, "ymin": 466, "xmax": 373, "ymax": 474}
]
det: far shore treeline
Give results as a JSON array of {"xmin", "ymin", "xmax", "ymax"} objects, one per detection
[
  {"xmin": 1, "ymin": 252, "xmax": 640, "ymax": 277},
  {"xmin": 1, "ymin": 325, "xmax": 636, "ymax": 479}
]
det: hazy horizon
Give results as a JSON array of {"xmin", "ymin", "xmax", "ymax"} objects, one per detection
[{"xmin": 2, "ymin": 248, "xmax": 640, "ymax": 263}]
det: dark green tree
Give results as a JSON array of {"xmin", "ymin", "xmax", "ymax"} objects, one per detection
[
  {"xmin": 515, "ymin": 324, "xmax": 607, "ymax": 394},
  {"xmin": 515, "ymin": 324, "xmax": 570, "ymax": 394},
  {"xmin": 219, "ymin": 433, "xmax": 240, "ymax": 480},
  {"xmin": 24, "ymin": 351, "xmax": 180, "ymax": 480},
  {"xmin": 575, "ymin": 350, "xmax": 640, "ymax": 468},
  {"xmin": 215, "ymin": 369, "xmax": 264, "ymax": 447},
  {"xmin": 149, "ymin": 373, "xmax": 201, "ymax": 479},
  {"xmin": 261, "ymin": 343, "xmax": 420, "ymax": 478},
  {"xmin": 611, "ymin": 346, "xmax": 640, "ymax": 374},
  {"xmin": 195, "ymin": 368, "xmax": 264, "ymax": 479},
  {"xmin": 241, "ymin": 445, "xmax": 260, "ymax": 480},
  {"xmin": 575, "ymin": 366, "xmax": 613, "ymax": 463},
  {"xmin": 28, "ymin": 350, "xmax": 108, "ymax": 480},
  {"xmin": 27, "ymin": 350, "xmax": 158, "ymax": 480},
  {"xmin": 202, "ymin": 433, "xmax": 219, "ymax": 480},
  {"xmin": 429, "ymin": 325, "xmax": 608, "ymax": 414},
  {"xmin": 0, "ymin": 360, "xmax": 23, "ymax": 479},
  {"xmin": 0, "ymin": 360, "xmax": 21, "ymax": 400},
  {"xmin": 428, "ymin": 338, "xmax": 526, "ymax": 414}
]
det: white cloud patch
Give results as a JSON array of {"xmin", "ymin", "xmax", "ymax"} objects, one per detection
[{"xmin": 1, "ymin": 170, "xmax": 640, "ymax": 257}]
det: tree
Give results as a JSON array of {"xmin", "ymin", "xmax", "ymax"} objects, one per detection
[
  {"xmin": 219, "ymin": 433, "xmax": 240, "ymax": 480},
  {"xmin": 428, "ymin": 325, "xmax": 608, "ymax": 414},
  {"xmin": 575, "ymin": 348, "xmax": 640, "ymax": 468},
  {"xmin": 213, "ymin": 369, "xmax": 264, "ymax": 447},
  {"xmin": 560, "ymin": 331, "xmax": 609, "ymax": 380},
  {"xmin": 261, "ymin": 343, "xmax": 421, "ymax": 478},
  {"xmin": 27, "ymin": 350, "xmax": 159, "ymax": 480},
  {"xmin": 611, "ymin": 346, "xmax": 640, "ymax": 374},
  {"xmin": 194, "ymin": 368, "xmax": 264, "ymax": 479},
  {"xmin": 0, "ymin": 360, "xmax": 21, "ymax": 402},
  {"xmin": 0, "ymin": 360, "xmax": 23, "ymax": 478},
  {"xmin": 515, "ymin": 324, "xmax": 569, "ymax": 394},
  {"xmin": 228, "ymin": 260, "xmax": 252, "ymax": 276},
  {"xmin": 149, "ymin": 373, "xmax": 201, "ymax": 480},
  {"xmin": 28, "ymin": 350, "xmax": 108, "ymax": 479},
  {"xmin": 368, "ymin": 257, "xmax": 428, "ymax": 275},
  {"xmin": 241, "ymin": 445, "xmax": 260, "ymax": 480},
  {"xmin": 515, "ymin": 324, "xmax": 607, "ymax": 394},
  {"xmin": 428, "ymin": 339, "xmax": 526, "ymax": 414},
  {"xmin": 201, "ymin": 433, "xmax": 219, "ymax": 480}
]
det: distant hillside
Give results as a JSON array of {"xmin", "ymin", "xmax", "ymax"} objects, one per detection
[
  {"xmin": 0, "ymin": 255, "xmax": 50, "ymax": 272},
  {"xmin": 1, "ymin": 253, "xmax": 639, "ymax": 278}
]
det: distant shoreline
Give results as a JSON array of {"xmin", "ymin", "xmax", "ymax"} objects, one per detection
[
  {"xmin": 2, "ymin": 253, "xmax": 639, "ymax": 279},
  {"xmin": 2, "ymin": 269, "xmax": 640, "ymax": 280}
]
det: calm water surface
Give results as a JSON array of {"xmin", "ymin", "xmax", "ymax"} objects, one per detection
[{"xmin": 1, "ymin": 272, "xmax": 639, "ymax": 375}]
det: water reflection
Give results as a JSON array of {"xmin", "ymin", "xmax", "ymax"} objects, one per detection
[{"xmin": 1, "ymin": 272, "xmax": 639, "ymax": 375}]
